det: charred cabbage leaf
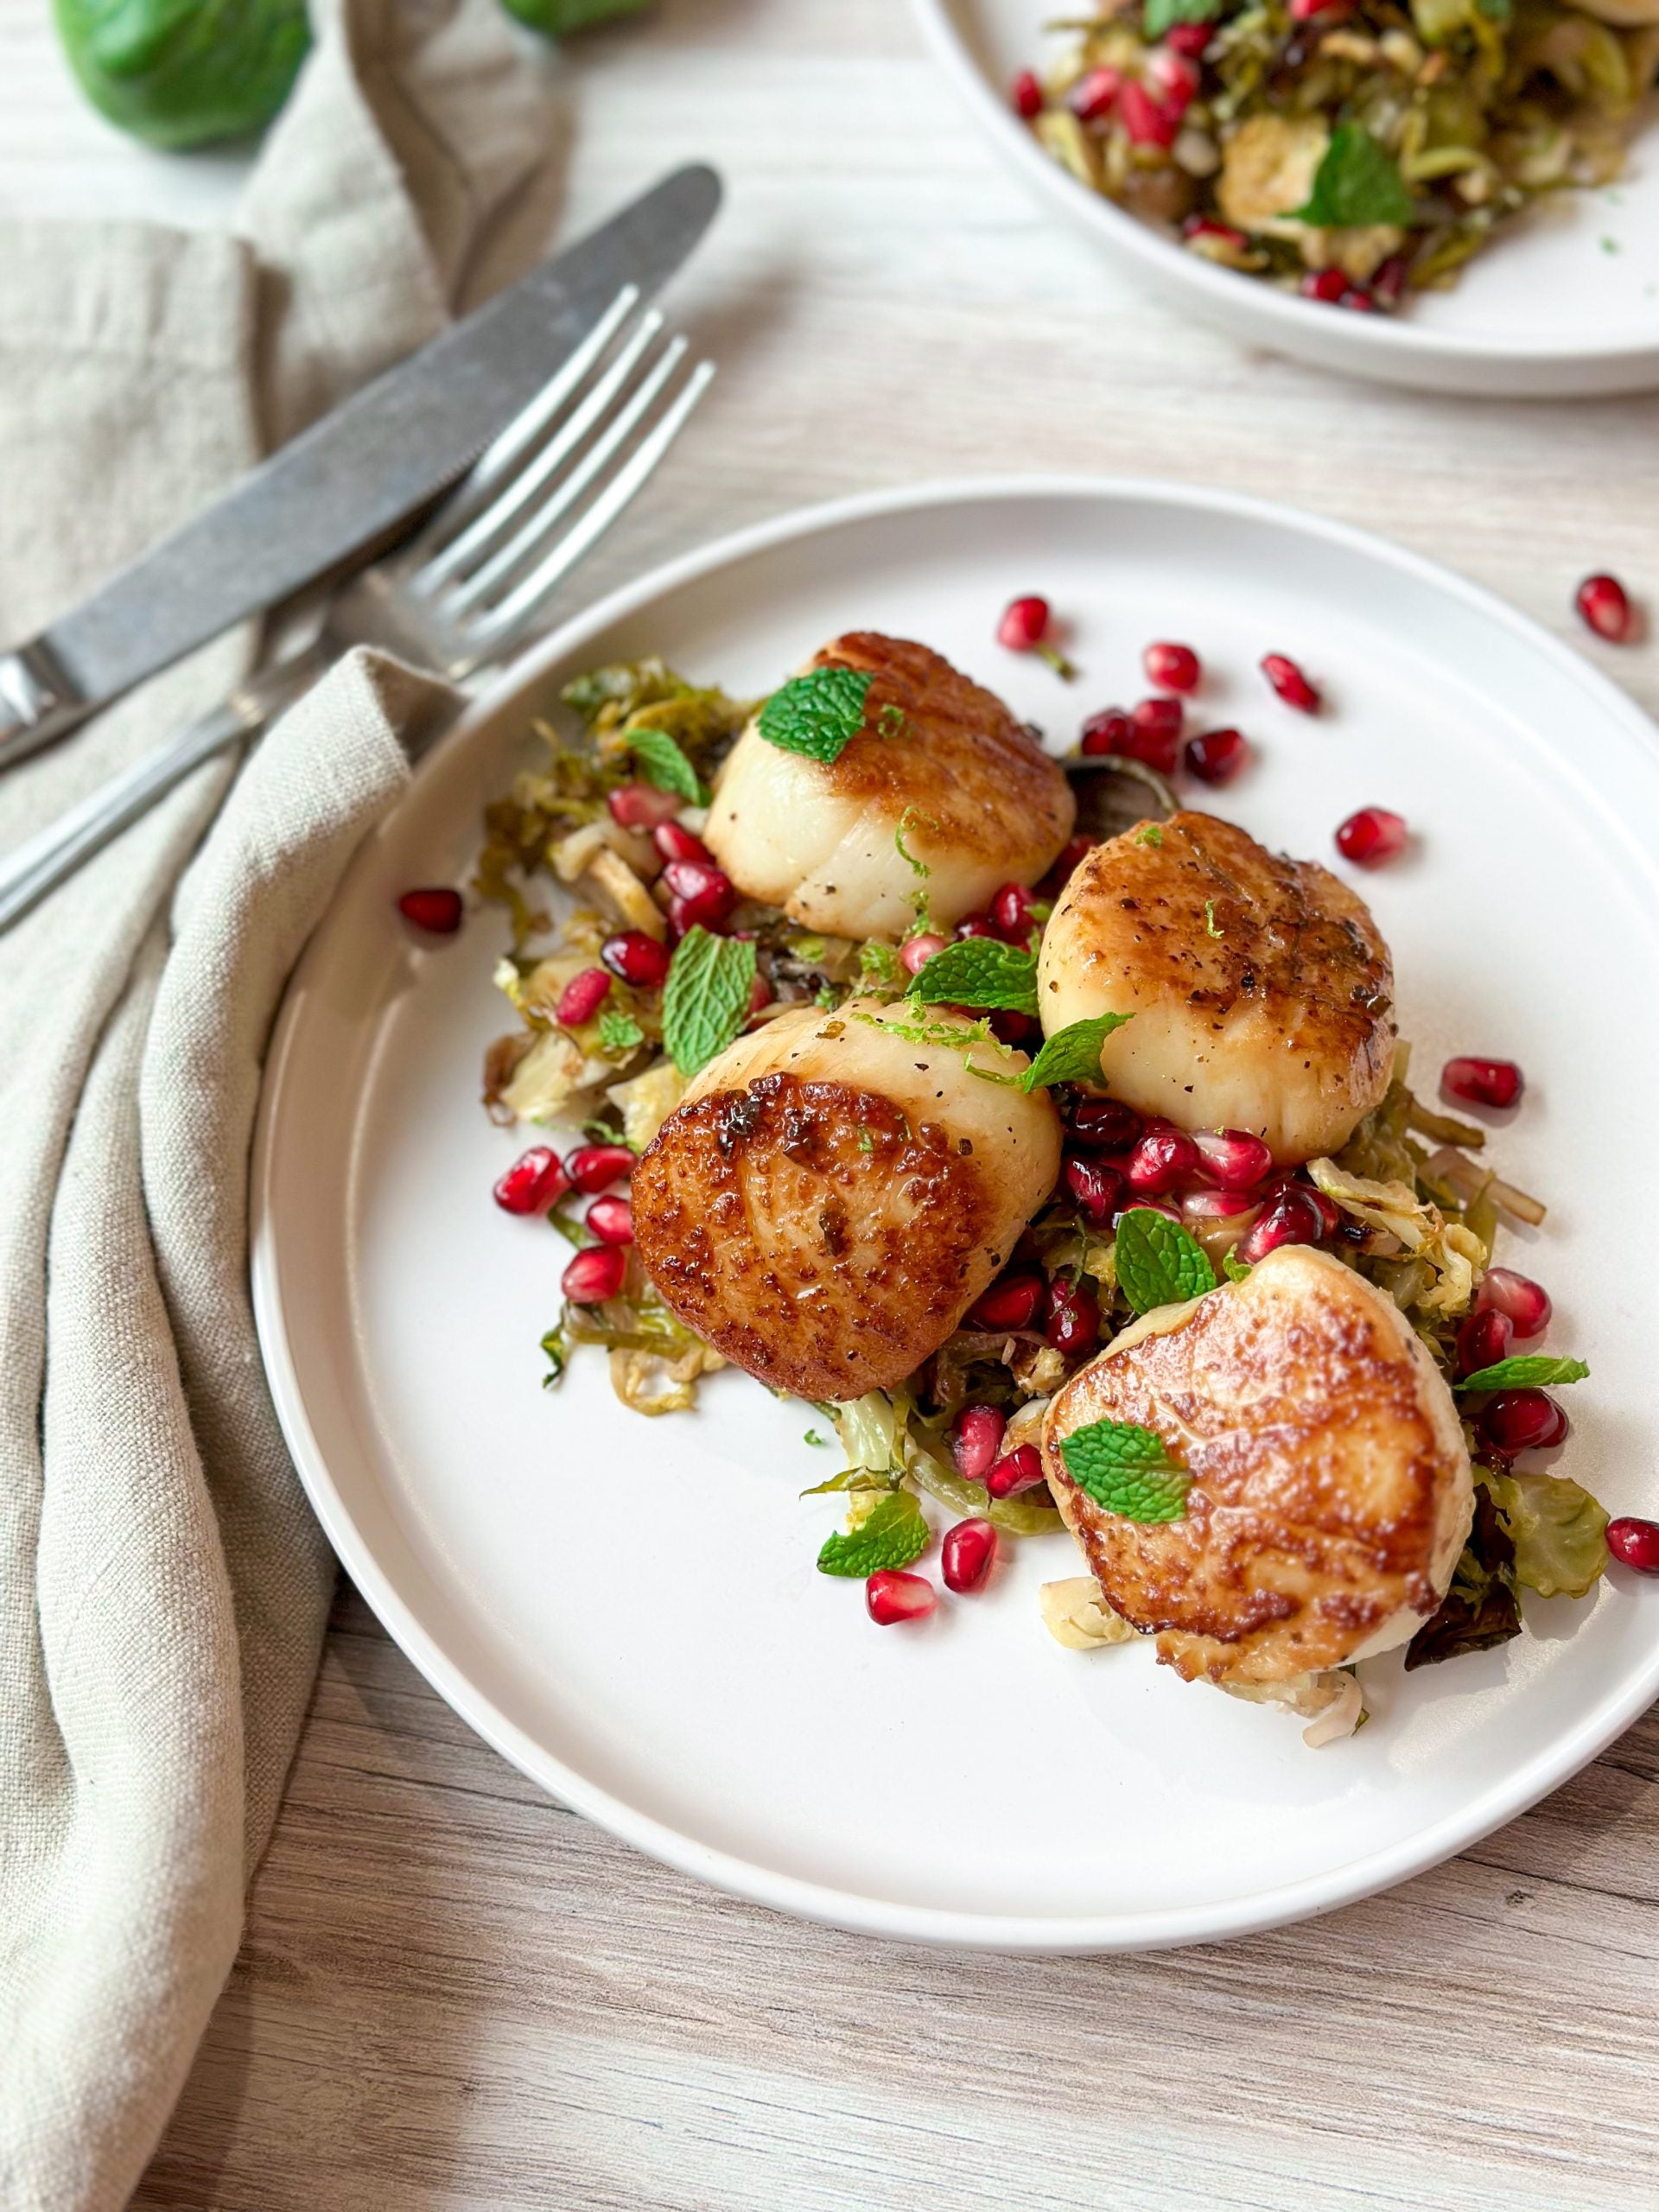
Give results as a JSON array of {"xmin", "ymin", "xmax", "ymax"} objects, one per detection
[{"xmin": 1405, "ymin": 1484, "xmax": 1522, "ymax": 1670}]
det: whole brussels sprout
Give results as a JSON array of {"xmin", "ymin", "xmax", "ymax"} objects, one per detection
[
  {"xmin": 54, "ymin": 0, "xmax": 310, "ymax": 151},
  {"xmin": 499, "ymin": 0, "xmax": 652, "ymax": 33}
]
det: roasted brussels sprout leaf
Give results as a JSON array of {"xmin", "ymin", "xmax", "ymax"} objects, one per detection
[{"xmin": 1405, "ymin": 1484, "xmax": 1522, "ymax": 1671}]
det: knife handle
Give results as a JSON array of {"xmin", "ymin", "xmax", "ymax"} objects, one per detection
[{"xmin": 0, "ymin": 639, "xmax": 89, "ymax": 770}]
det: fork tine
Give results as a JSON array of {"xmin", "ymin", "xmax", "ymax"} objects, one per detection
[{"xmin": 460, "ymin": 358, "xmax": 715, "ymax": 664}]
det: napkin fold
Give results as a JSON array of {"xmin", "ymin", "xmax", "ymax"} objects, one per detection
[{"xmin": 0, "ymin": 7, "xmax": 548, "ymax": 2204}]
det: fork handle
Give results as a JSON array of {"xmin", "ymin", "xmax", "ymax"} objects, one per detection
[{"xmin": 0, "ymin": 644, "xmax": 327, "ymax": 932}]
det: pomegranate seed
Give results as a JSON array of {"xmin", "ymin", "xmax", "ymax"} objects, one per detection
[
  {"xmin": 1118, "ymin": 79, "xmax": 1178, "ymax": 148},
  {"xmin": 562, "ymin": 1243, "xmax": 627, "ymax": 1305},
  {"xmin": 1372, "ymin": 255, "xmax": 1408, "ymax": 304},
  {"xmin": 1261, "ymin": 652, "xmax": 1321, "ymax": 712},
  {"xmin": 1291, "ymin": 0, "xmax": 1353, "ymax": 16},
  {"xmin": 991, "ymin": 880, "xmax": 1043, "ymax": 942},
  {"xmin": 1456, "ymin": 1306, "xmax": 1513, "ymax": 1377},
  {"xmin": 1116, "ymin": 697, "xmax": 1179, "ymax": 775},
  {"xmin": 942, "ymin": 1518, "xmax": 998, "ymax": 1594},
  {"xmin": 1070, "ymin": 1096, "xmax": 1142, "ymax": 1150},
  {"xmin": 900, "ymin": 931, "xmax": 949, "ymax": 976},
  {"xmin": 1300, "ymin": 1184, "xmax": 1341, "ymax": 1238},
  {"xmin": 1166, "ymin": 20, "xmax": 1211, "ymax": 53},
  {"xmin": 1341, "ymin": 288, "xmax": 1376, "ymax": 313},
  {"xmin": 663, "ymin": 857, "xmax": 736, "ymax": 931},
  {"xmin": 1183, "ymin": 217, "xmax": 1250, "ymax": 252},
  {"xmin": 1185, "ymin": 726, "xmax": 1248, "ymax": 785},
  {"xmin": 1126, "ymin": 1126, "xmax": 1199, "ymax": 1194},
  {"xmin": 1116, "ymin": 1196, "xmax": 1181, "ymax": 1226},
  {"xmin": 1011, "ymin": 68, "xmax": 1043, "ymax": 119},
  {"xmin": 493, "ymin": 1146, "xmax": 570, "ymax": 1217},
  {"xmin": 1576, "ymin": 572, "xmax": 1636, "ymax": 644},
  {"xmin": 1300, "ymin": 269, "xmax": 1349, "ymax": 304},
  {"xmin": 1192, "ymin": 1128, "xmax": 1273, "ymax": 1192},
  {"xmin": 1607, "ymin": 1517, "xmax": 1659, "ymax": 1573},
  {"xmin": 1143, "ymin": 640, "xmax": 1201, "ymax": 694},
  {"xmin": 652, "ymin": 820, "xmax": 715, "ymax": 867},
  {"xmin": 951, "ymin": 1404, "xmax": 1007, "ymax": 1483},
  {"xmin": 967, "ymin": 1273, "xmax": 1044, "ymax": 1331},
  {"xmin": 600, "ymin": 930, "xmax": 671, "ymax": 988},
  {"xmin": 955, "ymin": 912, "xmax": 997, "ymax": 940},
  {"xmin": 988, "ymin": 1008, "xmax": 1035, "ymax": 1046},
  {"xmin": 585, "ymin": 1193, "xmax": 634, "ymax": 1246},
  {"xmin": 397, "ymin": 887, "xmax": 462, "ymax": 934},
  {"xmin": 565, "ymin": 1143, "xmax": 635, "ymax": 1194},
  {"xmin": 1478, "ymin": 1268, "xmax": 1552, "ymax": 1341},
  {"xmin": 607, "ymin": 782, "xmax": 682, "ymax": 831},
  {"xmin": 1182, "ymin": 1187, "xmax": 1261, "ymax": 1222},
  {"xmin": 1046, "ymin": 1274, "xmax": 1100, "ymax": 1356},
  {"xmin": 747, "ymin": 973, "xmax": 773, "ymax": 1018},
  {"xmin": 1478, "ymin": 1389, "xmax": 1568, "ymax": 1456},
  {"xmin": 1441, "ymin": 1056, "xmax": 1523, "ymax": 1110},
  {"xmin": 867, "ymin": 1570, "xmax": 936, "ymax": 1624},
  {"xmin": 555, "ymin": 966, "xmax": 612, "ymax": 1028},
  {"xmin": 1335, "ymin": 806, "xmax": 1408, "ymax": 867},
  {"xmin": 1065, "ymin": 1154, "xmax": 1124, "ymax": 1223},
  {"xmin": 1234, "ymin": 1186, "xmax": 1326, "ymax": 1266},
  {"xmin": 986, "ymin": 1444, "xmax": 1047, "ymax": 1499},
  {"xmin": 1080, "ymin": 708, "xmax": 1135, "ymax": 759},
  {"xmin": 1069, "ymin": 65, "xmax": 1121, "ymax": 121},
  {"xmin": 999, "ymin": 595, "xmax": 1052, "ymax": 652},
  {"xmin": 1142, "ymin": 50, "xmax": 1199, "ymax": 116},
  {"xmin": 1049, "ymin": 833, "xmax": 1096, "ymax": 886}
]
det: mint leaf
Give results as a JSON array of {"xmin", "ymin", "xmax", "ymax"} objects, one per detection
[
  {"xmin": 626, "ymin": 726, "xmax": 706, "ymax": 804},
  {"xmin": 816, "ymin": 1490, "xmax": 929, "ymax": 1576},
  {"xmin": 597, "ymin": 1007, "xmax": 645, "ymax": 1055},
  {"xmin": 1020, "ymin": 1012, "xmax": 1135, "ymax": 1092},
  {"xmin": 758, "ymin": 666, "xmax": 874, "ymax": 765},
  {"xmin": 1144, "ymin": 0, "xmax": 1222, "ymax": 32},
  {"xmin": 1456, "ymin": 1355, "xmax": 1590, "ymax": 1394},
  {"xmin": 1223, "ymin": 1253, "xmax": 1252, "ymax": 1284},
  {"xmin": 1114, "ymin": 1207, "xmax": 1217, "ymax": 1313},
  {"xmin": 908, "ymin": 938, "xmax": 1039, "ymax": 1015},
  {"xmin": 1294, "ymin": 125, "xmax": 1416, "ymax": 229},
  {"xmin": 1060, "ymin": 1420, "xmax": 1190, "ymax": 1522},
  {"xmin": 661, "ymin": 926, "xmax": 757, "ymax": 1077}
]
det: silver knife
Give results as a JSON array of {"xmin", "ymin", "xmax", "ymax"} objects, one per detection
[{"xmin": 0, "ymin": 162, "xmax": 721, "ymax": 773}]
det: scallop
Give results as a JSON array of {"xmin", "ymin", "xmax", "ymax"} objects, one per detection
[
  {"xmin": 1040, "ymin": 1245, "xmax": 1473, "ymax": 1688},
  {"xmin": 630, "ymin": 998, "xmax": 1061, "ymax": 1401},
  {"xmin": 702, "ymin": 633, "xmax": 1075, "ymax": 941},
  {"xmin": 1037, "ymin": 810, "xmax": 1395, "ymax": 1162}
]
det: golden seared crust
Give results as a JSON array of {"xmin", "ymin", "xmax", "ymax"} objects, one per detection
[
  {"xmin": 632, "ymin": 1072, "xmax": 1012, "ymax": 1400},
  {"xmin": 1037, "ymin": 810, "xmax": 1395, "ymax": 1162},
  {"xmin": 1040, "ymin": 1247, "xmax": 1471, "ymax": 1686}
]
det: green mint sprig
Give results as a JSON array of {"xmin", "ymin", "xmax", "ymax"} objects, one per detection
[
  {"xmin": 1294, "ymin": 124, "xmax": 1415, "ymax": 229},
  {"xmin": 1456, "ymin": 1355, "xmax": 1589, "ymax": 1395},
  {"xmin": 1019, "ymin": 1012, "xmax": 1135, "ymax": 1092},
  {"xmin": 816, "ymin": 1490, "xmax": 929, "ymax": 1576},
  {"xmin": 626, "ymin": 726, "xmax": 706, "ymax": 805},
  {"xmin": 1144, "ymin": 0, "xmax": 1223, "ymax": 32},
  {"xmin": 1060, "ymin": 1420, "xmax": 1190, "ymax": 1522},
  {"xmin": 907, "ymin": 938, "xmax": 1039, "ymax": 1015},
  {"xmin": 661, "ymin": 926, "xmax": 757, "ymax": 1076},
  {"xmin": 758, "ymin": 665, "xmax": 874, "ymax": 765},
  {"xmin": 1114, "ymin": 1208, "xmax": 1217, "ymax": 1313},
  {"xmin": 597, "ymin": 1007, "xmax": 645, "ymax": 1055}
]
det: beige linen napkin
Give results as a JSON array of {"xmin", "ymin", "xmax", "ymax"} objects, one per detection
[{"xmin": 0, "ymin": 5, "xmax": 548, "ymax": 2205}]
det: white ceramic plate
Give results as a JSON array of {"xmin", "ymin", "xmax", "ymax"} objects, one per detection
[
  {"xmin": 253, "ymin": 477, "xmax": 1659, "ymax": 1952},
  {"xmin": 912, "ymin": 0, "xmax": 1659, "ymax": 397}
]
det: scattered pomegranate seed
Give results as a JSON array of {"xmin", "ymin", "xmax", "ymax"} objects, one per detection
[
  {"xmin": 968, "ymin": 1273, "xmax": 1045, "ymax": 1332},
  {"xmin": 1261, "ymin": 652, "xmax": 1321, "ymax": 712},
  {"xmin": 1372, "ymin": 255, "xmax": 1408, "ymax": 304},
  {"xmin": 1300, "ymin": 1184, "xmax": 1341, "ymax": 1237},
  {"xmin": 747, "ymin": 973, "xmax": 773, "ymax": 1018},
  {"xmin": 1607, "ymin": 1517, "xmax": 1659, "ymax": 1574},
  {"xmin": 1300, "ymin": 268, "xmax": 1349, "ymax": 304},
  {"xmin": 565, "ymin": 1142, "xmax": 635, "ymax": 1194},
  {"xmin": 1478, "ymin": 1268, "xmax": 1551, "ymax": 1341},
  {"xmin": 1335, "ymin": 806, "xmax": 1408, "ymax": 867},
  {"xmin": 600, "ymin": 930, "xmax": 671, "ymax": 988},
  {"xmin": 1182, "ymin": 1187, "xmax": 1261, "ymax": 1222},
  {"xmin": 1116, "ymin": 1196, "xmax": 1181, "ymax": 1226},
  {"xmin": 1070, "ymin": 1096, "xmax": 1142, "ymax": 1150},
  {"xmin": 1118, "ymin": 79, "xmax": 1178, "ymax": 148},
  {"xmin": 1182, "ymin": 217, "xmax": 1249, "ymax": 253},
  {"xmin": 1478, "ymin": 1389, "xmax": 1568, "ymax": 1456},
  {"xmin": 493, "ymin": 1146, "xmax": 569, "ymax": 1217},
  {"xmin": 562, "ymin": 1243, "xmax": 627, "ymax": 1305},
  {"xmin": 607, "ymin": 782, "xmax": 682, "ymax": 831},
  {"xmin": 653, "ymin": 820, "xmax": 715, "ymax": 867},
  {"xmin": 1576, "ymin": 572, "xmax": 1636, "ymax": 644},
  {"xmin": 1048, "ymin": 832, "xmax": 1096, "ymax": 887},
  {"xmin": 397, "ymin": 887, "xmax": 462, "ymax": 935},
  {"xmin": 1142, "ymin": 50, "xmax": 1199, "ymax": 116},
  {"xmin": 1234, "ymin": 1186, "xmax": 1326, "ymax": 1265},
  {"xmin": 1165, "ymin": 20, "xmax": 1211, "ymax": 53},
  {"xmin": 1011, "ymin": 68, "xmax": 1044, "ymax": 119},
  {"xmin": 1341, "ymin": 288, "xmax": 1376, "ymax": 313},
  {"xmin": 1065, "ymin": 1154, "xmax": 1124, "ymax": 1223},
  {"xmin": 555, "ymin": 966, "xmax": 613, "ymax": 1028},
  {"xmin": 900, "ymin": 931, "xmax": 949, "ymax": 976},
  {"xmin": 986, "ymin": 1444, "xmax": 1047, "ymax": 1499},
  {"xmin": 1290, "ymin": 0, "xmax": 1354, "ymax": 17},
  {"xmin": 585, "ymin": 1193, "xmax": 634, "ymax": 1246},
  {"xmin": 998, "ymin": 594, "xmax": 1075, "ymax": 677},
  {"xmin": 951, "ymin": 1405, "xmax": 1007, "ymax": 1484},
  {"xmin": 955, "ymin": 912, "xmax": 997, "ymax": 940},
  {"xmin": 988, "ymin": 1008, "xmax": 1036, "ymax": 1046},
  {"xmin": 663, "ymin": 857, "xmax": 736, "ymax": 932},
  {"xmin": 991, "ymin": 880, "xmax": 1043, "ymax": 942},
  {"xmin": 942, "ymin": 1519, "xmax": 998, "ymax": 1594},
  {"xmin": 1143, "ymin": 640, "xmax": 1201, "ymax": 694},
  {"xmin": 1046, "ymin": 1274, "xmax": 1100, "ymax": 1356},
  {"xmin": 1192, "ymin": 1128, "xmax": 1273, "ymax": 1192},
  {"xmin": 1185, "ymin": 727, "xmax": 1248, "ymax": 785},
  {"xmin": 1070, "ymin": 65, "xmax": 1121, "ymax": 121},
  {"xmin": 1079, "ymin": 708, "xmax": 1135, "ymax": 759},
  {"xmin": 1441, "ymin": 1056, "xmax": 1523, "ymax": 1110},
  {"xmin": 1126, "ymin": 1125, "xmax": 1199, "ymax": 1194},
  {"xmin": 867, "ymin": 1570, "xmax": 936, "ymax": 1624},
  {"xmin": 1456, "ymin": 1306, "xmax": 1513, "ymax": 1378}
]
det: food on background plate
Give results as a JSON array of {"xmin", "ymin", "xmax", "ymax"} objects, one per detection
[
  {"xmin": 1016, "ymin": 0, "xmax": 1659, "ymax": 311},
  {"xmin": 467, "ymin": 622, "xmax": 1616, "ymax": 1743}
]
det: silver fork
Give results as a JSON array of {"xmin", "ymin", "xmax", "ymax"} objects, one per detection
[{"xmin": 0, "ymin": 287, "xmax": 713, "ymax": 931}]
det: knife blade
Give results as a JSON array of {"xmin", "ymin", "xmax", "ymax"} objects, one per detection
[{"xmin": 0, "ymin": 162, "xmax": 721, "ymax": 772}]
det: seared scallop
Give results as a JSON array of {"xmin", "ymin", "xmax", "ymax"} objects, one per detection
[
  {"xmin": 631, "ymin": 998, "xmax": 1061, "ymax": 1400},
  {"xmin": 1038, "ymin": 810, "xmax": 1395, "ymax": 1162},
  {"xmin": 1041, "ymin": 1245, "xmax": 1472, "ymax": 1688},
  {"xmin": 702, "ymin": 634, "xmax": 1076, "ymax": 940}
]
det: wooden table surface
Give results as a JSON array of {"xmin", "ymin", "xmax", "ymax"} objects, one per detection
[{"xmin": 5, "ymin": 3, "xmax": 1659, "ymax": 2206}]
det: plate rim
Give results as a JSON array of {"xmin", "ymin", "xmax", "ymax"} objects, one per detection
[
  {"xmin": 908, "ymin": 0, "xmax": 1659, "ymax": 383},
  {"xmin": 251, "ymin": 472, "xmax": 1659, "ymax": 1953}
]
